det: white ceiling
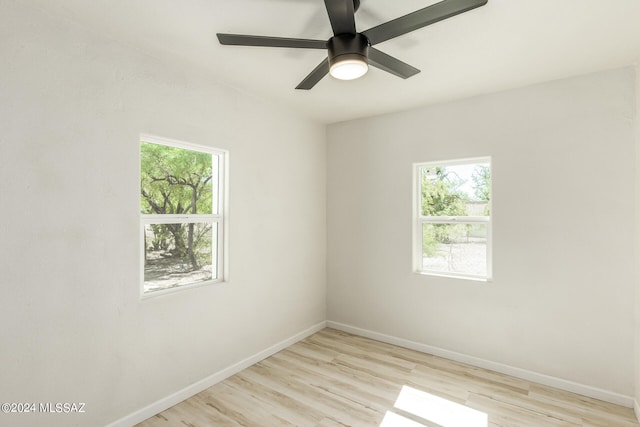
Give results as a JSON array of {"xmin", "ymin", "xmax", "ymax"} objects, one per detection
[{"xmin": 29, "ymin": 0, "xmax": 640, "ymax": 124}]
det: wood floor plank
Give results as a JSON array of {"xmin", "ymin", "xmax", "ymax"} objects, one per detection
[
  {"xmin": 466, "ymin": 389, "xmax": 584, "ymax": 426},
  {"xmin": 308, "ymin": 331, "xmax": 418, "ymax": 372},
  {"xmin": 466, "ymin": 393, "xmax": 581, "ymax": 427},
  {"xmin": 200, "ymin": 382, "xmax": 294, "ymax": 426},
  {"xmin": 265, "ymin": 350, "xmax": 401, "ymax": 412},
  {"xmin": 238, "ymin": 362, "xmax": 381, "ymax": 425},
  {"xmin": 412, "ymin": 355, "xmax": 531, "ymax": 394},
  {"xmin": 136, "ymin": 328, "xmax": 640, "ymax": 427},
  {"xmin": 528, "ymin": 383, "xmax": 637, "ymax": 419},
  {"xmin": 412, "ymin": 362, "xmax": 529, "ymax": 402}
]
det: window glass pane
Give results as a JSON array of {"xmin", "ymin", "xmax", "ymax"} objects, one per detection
[
  {"xmin": 421, "ymin": 163, "xmax": 490, "ymax": 216},
  {"xmin": 422, "ymin": 223, "xmax": 487, "ymax": 276},
  {"xmin": 143, "ymin": 222, "xmax": 215, "ymax": 293},
  {"xmin": 140, "ymin": 142, "xmax": 214, "ymax": 215}
]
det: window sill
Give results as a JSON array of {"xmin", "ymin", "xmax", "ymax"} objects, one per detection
[
  {"xmin": 414, "ymin": 270, "xmax": 492, "ymax": 283},
  {"xmin": 140, "ymin": 278, "xmax": 225, "ymax": 300}
]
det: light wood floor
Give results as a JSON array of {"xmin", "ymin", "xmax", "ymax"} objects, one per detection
[{"xmin": 137, "ymin": 328, "xmax": 639, "ymax": 427}]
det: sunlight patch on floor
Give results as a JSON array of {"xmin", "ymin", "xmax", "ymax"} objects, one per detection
[
  {"xmin": 380, "ymin": 410, "xmax": 426, "ymax": 427},
  {"xmin": 381, "ymin": 385, "xmax": 488, "ymax": 427}
]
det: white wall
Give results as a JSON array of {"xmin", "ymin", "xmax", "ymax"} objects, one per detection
[
  {"xmin": 327, "ymin": 68, "xmax": 636, "ymax": 398},
  {"xmin": 0, "ymin": 2, "xmax": 326, "ymax": 426}
]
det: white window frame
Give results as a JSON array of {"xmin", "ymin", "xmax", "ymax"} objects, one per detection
[
  {"xmin": 140, "ymin": 135, "xmax": 228, "ymax": 298},
  {"xmin": 412, "ymin": 156, "xmax": 492, "ymax": 281}
]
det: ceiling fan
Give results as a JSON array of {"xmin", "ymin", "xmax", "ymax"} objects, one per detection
[{"xmin": 217, "ymin": 0, "xmax": 488, "ymax": 90}]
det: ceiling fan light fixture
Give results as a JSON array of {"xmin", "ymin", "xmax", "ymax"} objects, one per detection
[
  {"xmin": 328, "ymin": 33, "xmax": 369, "ymax": 81},
  {"xmin": 330, "ymin": 58, "xmax": 368, "ymax": 80}
]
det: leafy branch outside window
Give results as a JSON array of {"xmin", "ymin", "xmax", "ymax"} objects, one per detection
[
  {"xmin": 421, "ymin": 165, "xmax": 490, "ymax": 257},
  {"xmin": 141, "ymin": 142, "xmax": 215, "ymax": 291}
]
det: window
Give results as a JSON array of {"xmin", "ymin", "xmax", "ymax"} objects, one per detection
[
  {"xmin": 140, "ymin": 136, "xmax": 227, "ymax": 296},
  {"xmin": 413, "ymin": 157, "xmax": 491, "ymax": 280}
]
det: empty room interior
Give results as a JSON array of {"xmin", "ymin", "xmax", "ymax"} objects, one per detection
[{"xmin": 2, "ymin": 0, "xmax": 640, "ymax": 426}]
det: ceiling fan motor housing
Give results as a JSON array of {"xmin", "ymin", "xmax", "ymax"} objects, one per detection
[{"xmin": 328, "ymin": 33, "xmax": 369, "ymax": 68}]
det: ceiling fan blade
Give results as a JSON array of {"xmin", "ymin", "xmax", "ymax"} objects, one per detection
[
  {"xmin": 368, "ymin": 48, "xmax": 420, "ymax": 79},
  {"xmin": 324, "ymin": 0, "xmax": 356, "ymax": 35},
  {"xmin": 296, "ymin": 58, "xmax": 330, "ymax": 90},
  {"xmin": 217, "ymin": 34, "xmax": 327, "ymax": 49},
  {"xmin": 362, "ymin": 0, "xmax": 487, "ymax": 46}
]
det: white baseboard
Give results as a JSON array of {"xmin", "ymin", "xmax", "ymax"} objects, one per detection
[
  {"xmin": 634, "ymin": 399, "xmax": 640, "ymax": 423},
  {"xmin": 327, "ymin": 321, "xmax": 635, "ymax": 408},
  {"xmin": 106, "ymin": 321, "xmax": 327, "ymax": 427}
]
